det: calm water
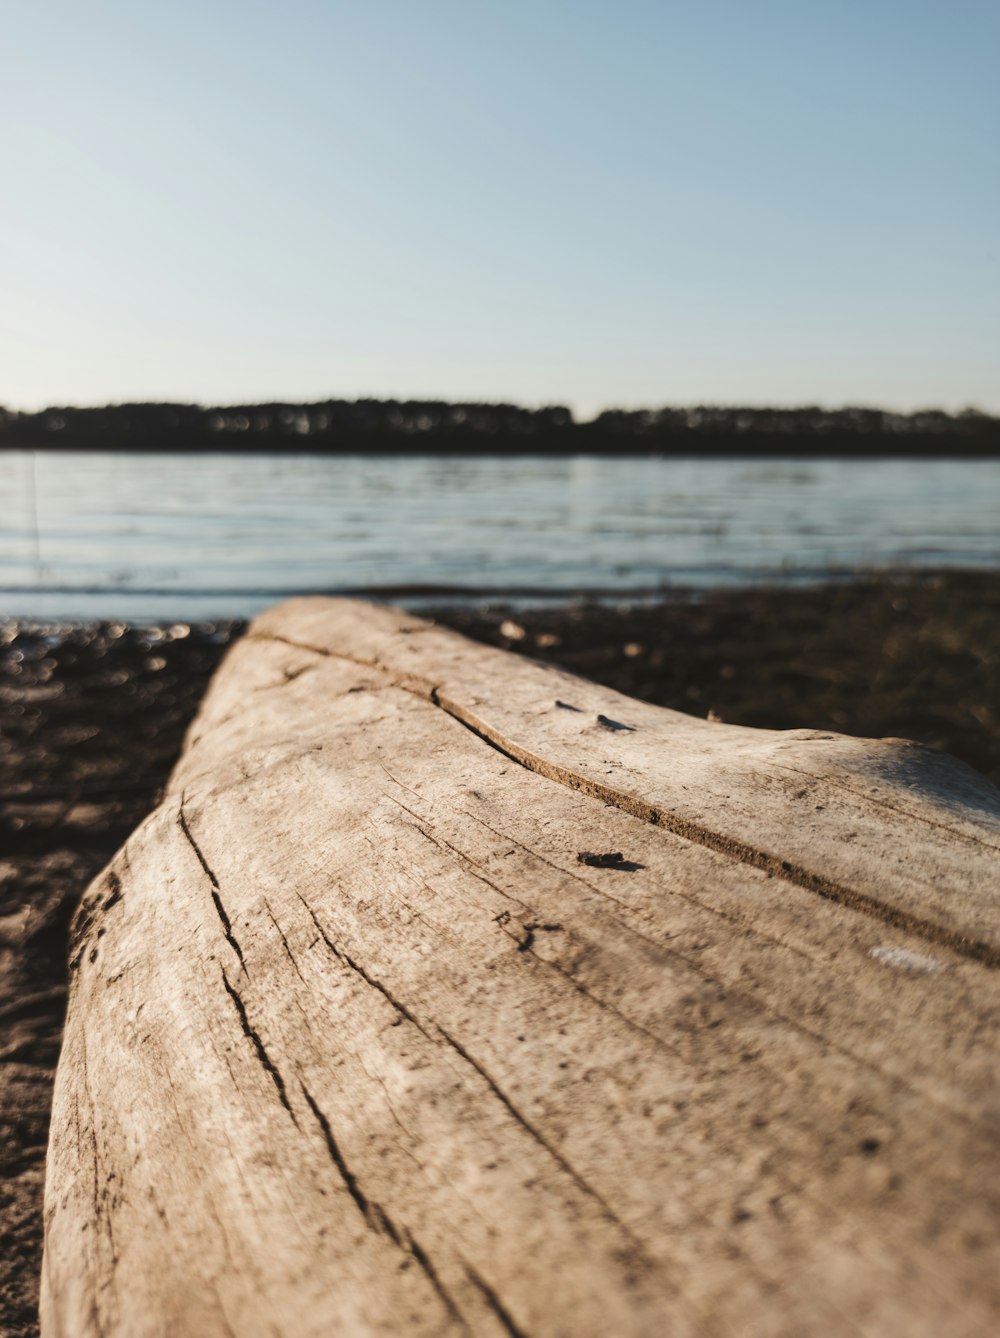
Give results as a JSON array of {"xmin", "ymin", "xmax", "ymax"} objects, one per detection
[{"xmin": 1, "ymin": 451, "xmax": 998, "ymax": 620}]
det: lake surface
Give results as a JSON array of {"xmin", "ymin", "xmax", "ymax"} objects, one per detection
[{"xmin": 1, "ymin": 451, "xmax": 998, "ymax": 621}]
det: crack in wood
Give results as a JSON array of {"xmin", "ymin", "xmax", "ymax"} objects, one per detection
[
  {"xmin": 262, "ymin": 898, "xmax": 306, "ymax": 985},
  {"xmin": 433, "ymin": 696, "xmax": 1000, "ymax": 969},
  {"xmin": 220, "ymin": 968, "xmax": 298, "ymax": 1127},
  {"xmin": 178, "ymin": 801, "xmax": 247, "ymax": 970},
  {"xmin": 295, "ymin": 845, "xmax": 676, "ymax": 1144},
  {"xmin": 299, "ymin": 1082, "xmax": 372, "ymax": 1219},
  {"xmin": 299, "ymin": 1083, "xmax": 468, "ymax": 1328},
  {"xmin": 485, "ymin": 862, "xmax": 993, "ymax": 1134},
  {"xmin": 293, "ymin": 888, "xmax": 342, "ymax": 960},
  {"xmin": 380, "ymin": 798, "xmax": 531, "ymax": 922},
  {"xmin": 435, "ymin": 1025, "xmax": 633, "ymax": 1240},
  {"xmin": 80, "ymin": 1031, "xmax": 119, "ymax": 1274},
  {"xmin": 250, "ymin": 630, "xmax": 1000, "ymax": 967},
  {"xmin": 320, "ymin": 823, "xmax": 987, "ymax": 1142},
  {"xmin": 70, "ymin": 866, "xmax": 126, "ymax": 961},
  {"xmin": 292, "ymin": 889, "xmax": 433, "ymax": 1039},
  {"xmin": 465, "ymin": 1265, "xmax": 531, "ymax": 1338},
  {"xmin": 377, "ymin": 758, "xmax": 428, "ymax": 802},
  {"xmin": 290, "ymin": 888, "xmax": 672, "ymax": 1246},
  {"xmin": 300, "ymin": 870, "xmax": 677, "ymax": 1222},
  {"xmin": 340, "ymin": 947, "xmax": 433, "ymax": 1037},
  {"xmin": 407, "ymin": 1234, "xmax": 468, "ymax": 1329},
  {"xmin": 101, "ymin": 870, "xmax": 123, "ymax": 912}
]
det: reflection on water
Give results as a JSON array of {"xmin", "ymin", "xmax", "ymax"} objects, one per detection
[{"xmin": 1, "ymin": 451, "xmax": 998, "ymax": 620}]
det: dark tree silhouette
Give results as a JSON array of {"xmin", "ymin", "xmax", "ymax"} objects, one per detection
[{"xmin": 0, "ymin": 399, "xmax": 996, "ymax": 455}]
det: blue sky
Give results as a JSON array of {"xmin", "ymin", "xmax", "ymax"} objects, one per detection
[{"xmin": 2, "ymin": 0, "xmax": 997, "ymax": 414}]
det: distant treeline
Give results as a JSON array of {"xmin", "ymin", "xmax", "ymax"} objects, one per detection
[{"xmin": 2, "ymin": 400, "xmax": 998, "ymax": 455}]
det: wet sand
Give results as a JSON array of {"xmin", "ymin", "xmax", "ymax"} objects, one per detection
[{"xmin": 3, "ymin": 571, "xmax": 999, "ymax": 1336}]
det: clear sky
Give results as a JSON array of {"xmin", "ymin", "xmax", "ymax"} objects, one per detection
[{"xmin": 2, "ymin": 0, "xmax": 997, "ymax": 415}]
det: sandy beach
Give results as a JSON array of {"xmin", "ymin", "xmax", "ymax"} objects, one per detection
[{"xmin": 3, "ymin": 570, "xmax": 999, "ymax": 1336}]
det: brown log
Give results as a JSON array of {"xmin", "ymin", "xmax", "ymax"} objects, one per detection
[{"xmin": 42, "ymin": 598, "xmax": 1000, "ymax": 1336}]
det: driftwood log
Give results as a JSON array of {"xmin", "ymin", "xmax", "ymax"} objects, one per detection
[{"xmin": 42, "ymin": 598, "xmax": 1000, "ymax": 1337}]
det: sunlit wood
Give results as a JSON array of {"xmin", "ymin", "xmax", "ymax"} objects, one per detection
[{"xmin": 43, "ymin": 599, "xmax": 1000, "ymax": 1337}]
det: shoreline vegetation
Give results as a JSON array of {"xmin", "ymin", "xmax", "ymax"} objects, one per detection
[
  {"xmin": 2, "ymin": 400, "xmax": 999, "ymax": 456},
  {"xmin": 3, "ymin": 570, "xmax": 1000, "ymax": 1335}
]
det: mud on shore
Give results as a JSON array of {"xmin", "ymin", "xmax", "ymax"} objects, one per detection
[{"xmin": 3, "ymin": 571, "xmax": 999, "ymax": 1336}]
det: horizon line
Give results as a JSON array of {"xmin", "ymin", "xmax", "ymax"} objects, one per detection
[{"xmin": 3, "ymin": 396, "xmax": 998, "ymax": 422}]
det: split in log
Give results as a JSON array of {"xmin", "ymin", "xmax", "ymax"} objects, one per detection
[{"xmin": 42, "ymin": 598, "xmax": 1000, "ymax": 1336}]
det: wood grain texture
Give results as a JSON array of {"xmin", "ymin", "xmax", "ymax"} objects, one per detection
[{"xmin": 42, "ymin": 598, "xmax": 1000, "ymax": 1337}]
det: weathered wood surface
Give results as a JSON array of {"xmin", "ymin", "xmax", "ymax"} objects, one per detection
[{"xmin": 42, "ymin": 598, "xmax": 1000, "ymax": 1337}]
